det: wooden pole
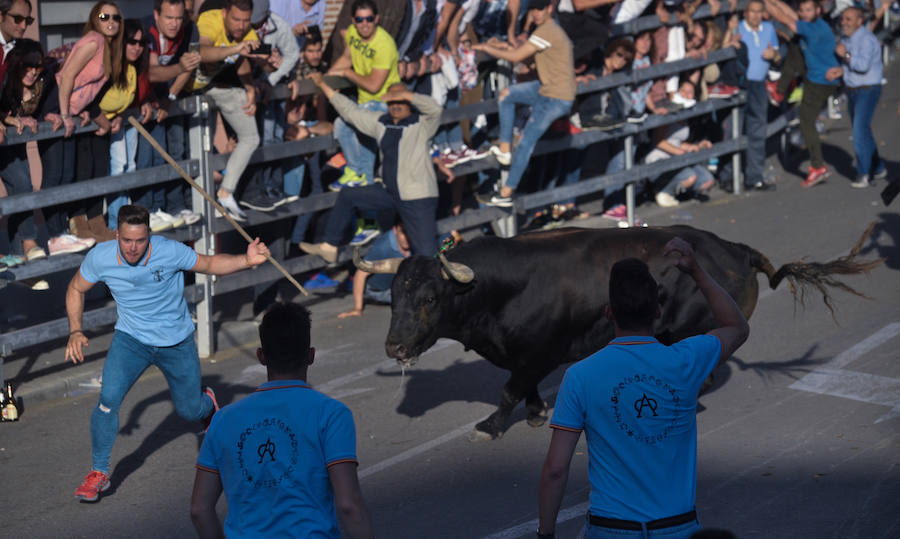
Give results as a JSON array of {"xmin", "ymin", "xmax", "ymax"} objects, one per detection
[{"xmin": 128, "ymin": 116, "xmax": 309, "ymax": 296}]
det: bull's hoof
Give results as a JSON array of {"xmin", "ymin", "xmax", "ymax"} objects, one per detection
[
  {"xmin": 469, "ymin": 418, "xmax": 503, "ymax": 441},
  {"xmin": 527, "ymin": 400, "xmax": 549, "ymax": 428},
  {"xmin": 467, "ymin": 429, "xmax": 496, "ymax": 442}
]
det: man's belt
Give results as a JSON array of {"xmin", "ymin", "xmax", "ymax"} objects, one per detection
[
  {"xmin": 847, "ymin": 84, "xmax": 878, "ymax": 92},
  {"xmin": 588, "ymin": 510, "xmax": 697, "ymax": 531}
]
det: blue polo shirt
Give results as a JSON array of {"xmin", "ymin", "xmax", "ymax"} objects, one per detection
[
  {"xmin": 79, "ymin": 236, "xmax": 198, "ymax": 346},
  {"xmin": 197, "ymin": 381, "xmax": 358, "ymax": 538},
  {"xmin": 796, "ymin": 18, "xmax": 840, "ymax": 85},
  {"xmin": 550, "ymin": 335, "xmax": 721, "ymax": 522},
  {"xmin": 739, "ymin": 20, "xmax": 778, "ymax": 82}
]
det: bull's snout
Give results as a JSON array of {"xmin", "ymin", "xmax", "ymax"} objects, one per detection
[{"xmin": 386, "ymin": 341, "xmax": 407, "ymax": 360}]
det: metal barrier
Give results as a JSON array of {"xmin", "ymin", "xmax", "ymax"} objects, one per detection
[{"xmin": 0, "ymin": 4, "xmax": 817, "ymax": 378}]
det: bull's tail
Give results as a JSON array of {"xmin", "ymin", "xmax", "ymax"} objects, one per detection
[{"xmin": 745, "ymin": 221, "xmax": 883, "ymax": 316}]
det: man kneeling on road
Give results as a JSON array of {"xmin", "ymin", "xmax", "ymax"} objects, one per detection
[
  {"xmin": 66, "ymin": 204, "xmax": 270, "ymax": 502},
  {"xmin": 537, "ymin": 238, "xmax": 749, "ymax": 538}
]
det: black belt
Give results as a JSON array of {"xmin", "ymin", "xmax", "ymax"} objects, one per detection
[
  {"xmin": 588, "ymin": 510, "xmax": 697, "ymax": 531},
  {"xmin": 848, "ymin": 85, "xmax": 877, "ymax": 92}
]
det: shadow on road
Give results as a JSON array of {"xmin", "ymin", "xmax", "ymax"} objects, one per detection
[
  {"xmin": 106, "ymin": 374, "xmax": 256, "ymax": 496},
  {"xmin": 861, "ymin": 213, "xmax": 900, "ymax": 269}
]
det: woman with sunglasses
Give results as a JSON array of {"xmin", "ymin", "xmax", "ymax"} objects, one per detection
[
  {"xmin": 0, "ymin": 39, "xmax": 58, "ymax": 265},
  {"xmin": 103, "ymin": 18, "xmax": 158, "ymax": 229},
  {"xmin": 55, "ymin": 0, "xmax": 125, "ymax": 243}
]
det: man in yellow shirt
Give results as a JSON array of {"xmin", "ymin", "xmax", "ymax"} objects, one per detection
[
  {"xmin": 194, "ymin": 0, "xmax": 266, "ymax": 221},
  {"xmin": 326, "ymin": 0, "xmax": 400, "ymax": 191}
]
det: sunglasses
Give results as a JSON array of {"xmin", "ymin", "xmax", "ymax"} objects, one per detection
[
  {"xmin": 126, "ymin": 37, "xmax": 146, "ymax": 46},
  {"xmin": 5, "ymin": 13, "xmax": 35, "ymax": 25},
  {"xmin": 98, "ymin": 12, "xmax": 123, "ymax": 22},
  {"xmin": 354, "ymin": 15, "xmax": 375, "ymax": 23}
]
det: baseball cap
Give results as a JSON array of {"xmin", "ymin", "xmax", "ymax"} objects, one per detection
[
  {"xmin": 528, "ymin": 0, "xmax": 552, "ymax": 10},
  {"xmin": 251, "ymin": 0, "xmax": 269, "ymax": 25}
]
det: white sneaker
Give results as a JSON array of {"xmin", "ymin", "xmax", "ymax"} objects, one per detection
[
  {"xmin": 177, "ymin": 209, "xmax": 202, "ymax": 226},
  {"xmin": 655, "ymin": 192, "xmax": 679, "ymax": 207},
  {"xmin": 48, "ymin": 234, "xmax": 94, "ymax": 256},
  {"xmin": 217, "ymin": 195, "xmax": 247, "ymax": 222},
  {"xmin": 150, "ymin": 210, "xmax": 175, "ymax": 232},
  {"xmin": 489, "ymin": 145, "xmax": 512, "ymax": 166}
]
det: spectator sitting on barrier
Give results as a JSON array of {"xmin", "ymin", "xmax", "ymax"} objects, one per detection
[
  {"xmin": 764, "ymin": 0, "xmax": 839, "ymax": 188},
  {"xmin": 105, "ymin": 19, "xmax": 157, "ymax": 230},
  {"xmin": 57, "ymin": 1, "xmax": 126, "ymax": 244},
  {"xmin": 136, "ymin": 0, "xmax": 203, "ymax": 231},
  {"xmin": 577, "ymin": 38, "xmax": 635, "ymax": 131},
  {"xmin": 300, "ymin": 73, "xmax": 442, "ymax": 262},
  {"xmin": 338, "ymin": 219, "xmax": 411, "ymax": 319},
  {"xmin": 0, "ymin": 39, "xmax": 54, "ymax": 264},
  {"xmin": 192, "ymin": 0, "xmax": 267, "ymax": 222},
  {"xmin": 648, "ymin": 78, "xmax": 717, "ymax": 207},
  {"xmin": 326, "ymin": 0, "xmax": 401, "ymax": 191},
  {"xmin": 473, "ymin": 0, "xmax": 576, "ymax": 208},
  {"xmin": 393, "ymin": 0, "xmax": 439, "ymax": 83}
]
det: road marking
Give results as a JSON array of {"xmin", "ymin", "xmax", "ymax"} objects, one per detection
[
  {"xmin": 789, "ymin": 323, "xmax": 900, "ymax": 423},
  {"xmin": 481, "ymin": 502, "xmax": 589, "ymax": 539},
  {"xmin": 359, "ymin": 382, "xmax": 561, "ymax": 480}
]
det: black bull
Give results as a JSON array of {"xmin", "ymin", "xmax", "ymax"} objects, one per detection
[{"xmin": 355, "ymin": 225, "xmax": 880, "ymax": 440}]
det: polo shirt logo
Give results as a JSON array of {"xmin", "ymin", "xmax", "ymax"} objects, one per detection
[
  {"xmin": 634, "ymin": 393, "xmax": 658, "ymax": 418},
  {"xmin": 348, "ymin": 35, "xmax": 376, "ymax": 59},
  {"xmin": 257, "ymin": 436, "xmax": 277, "ymax": 463}
]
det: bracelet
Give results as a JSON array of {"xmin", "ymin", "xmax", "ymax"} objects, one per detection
[{"xmin": 69, "ymin": 330, "xmax": 85, "ymax": 336}]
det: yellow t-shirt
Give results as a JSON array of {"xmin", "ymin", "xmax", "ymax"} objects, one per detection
[
  {"xmin": 99, "ymin": 64, "xmax": 137, "ymax": 118},
  {"xmin": 192, "ymin": 9, "xmax": 260, "ymax": 91},
  {"xmin": 344, "ymin": 25, "xmax": 400, "ymax": 103}
]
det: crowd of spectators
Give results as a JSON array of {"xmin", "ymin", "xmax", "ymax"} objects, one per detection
[{"xmin": 0, "ymin": 0, "xmax": 894, "ymax": 298}]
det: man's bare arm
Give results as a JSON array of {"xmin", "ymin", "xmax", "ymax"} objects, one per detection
[
  {"xmin": 190, "ymin": 469, "xmax": 225, "ymax": 539},
  {"xmin": 65, "ymin": 271, "xmax": 95, "ymax": 364},
  {"xmin": 328, "ymin": 462, "xmax": 375, "ymax": 538},
  {"xmin": 538, "ymin": 428, "xmax": 581, "ymax": 536}
]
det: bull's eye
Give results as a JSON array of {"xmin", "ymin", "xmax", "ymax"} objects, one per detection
[{"xmin": 425, "ymin": 296, "xmax": 435, "ymax": 304}]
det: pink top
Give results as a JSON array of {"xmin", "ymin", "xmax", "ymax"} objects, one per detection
[{"xmin": 56, "ymin": 31, "xmax": 108, "ymax": 115}]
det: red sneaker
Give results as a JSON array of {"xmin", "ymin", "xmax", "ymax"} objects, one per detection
[
  {"xmin": 765, "ymin": 80, "xmax": 785, "ymax": 106},
  {"xmin": 708, "ymin": 83, "xmax": 740, "ymax": 99},
  {"xmin": 802, "ymin": 166, "xmax": 829, "ymax": 188},
  {"xmin": 74, "ymin": 470, "xmax": 110, "ymax": 502},
  {"xmin": 201, "ymin": 386, "xmax": 219, "ymax": 434}
]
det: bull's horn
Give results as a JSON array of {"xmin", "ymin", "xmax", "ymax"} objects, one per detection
[
  {"xmin": 352, "ymin": 247, "xmax": 402, "ymax": 274},
  {"xmin": 439, "ymin": 253, "xmax": 475, "ymax": 283}
]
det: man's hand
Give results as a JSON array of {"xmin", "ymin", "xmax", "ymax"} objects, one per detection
[
  {"xmin": 292, "ymin": 22, "xmax": 308, "ymax": 36},
  {"xmin": 15, "ymin": 116, "xmax": 39, "ymax": 134},
  {"xmin": 94, "ymin": 114, "xmax": 111, "ymax": 136},
  {"xmin": 663, "ymin": 237, "xmax": 700, "ymax": 275},
  {"xmin": 267, "ymin": 47, "xmax": 283, "ymax": 70},
  {"xmin": 139, "ymin": 102, "xmax": 154, "ymax": 124},
  {"xmin": 698, "ymin": 140, "xmax": 712, "ymax": 150},
  {"xmin": 236, "ymin": 40, "xmax": 260, "ymax": 57},
  {"xmin": 156, "ymin": 102, "xmax": 170, "ymax": 123},
  {"xmin": 380, "ymin": 85, "xmax": 413, "ymax": 104},
  {"xmin": 761, "ymin": 45, "xmax": 776, "ymax": 60},
  {"xmin": 179, "ymin": 51, "xmax": 201, "ymax": 72},
  {"xmin": 825, "ymin": 66, "xmax": 843, "ymax": 81},
  {"xmin": 110, "ymin": 115, "xmax": 123, "ymax": 134},
  {"xmin": 62, "ymin": 115, "xmax": 75, "ymax": 137},
  {"xmin": 835, "ymin": 42, "xmax": 847, "ymax": 58},
  {"xmin": 246, "ymin": 237, "xmax": 270, "ymax": 267},
  {"xmin": 288, "ymin": 79, "xmax": 302, "ymax": 100},
  {"xmin": 66, "ymin": 332, "xmax": 89, "ymax": 363},
  {"xmin": 337, "ymin": 308, "xmax": 363, "ymax": 319}
]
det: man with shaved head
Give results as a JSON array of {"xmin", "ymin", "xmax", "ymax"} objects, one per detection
[{"xmin": 826, "ymin": 6, "xmax": 887, "ymax": 188}]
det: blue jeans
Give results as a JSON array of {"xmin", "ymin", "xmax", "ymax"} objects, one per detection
[
  {"xmin": 0, "ymin": 147, "xmax": 36, "ymax": 250},
  {"xmin": 498, "ymin": 80, "xmax": 572, "ymax": 190},
  {"xmin": 584, "ymin": 516, "xmax": 701, "ymax": 539},
  {"xmin": 90, "ymin": 330, "xmax": 213, "ymax": 474},
  {"xmin": 847, "ymin": 85, "xmax": 884, "ymax": 177},
  {"xmin": 334, "ymin": 100, "xmax": 387, "ymax": 182},
  {"xmin": 718, "ymin": 80, "xmax": 766, "ymax": 185},
  {"xmin": 660, "ymin": 165, "xmax": 715, "ymax": 196},
  {"xmin": 108, "ymin": 125, "xmax": 138, "ymax": 228},
  {"xmin": 432, "ymin": 87, "xmax": 463, "ymax": 152},
  {"xmin": 289, "ymin": 152, "xmax": 323, "ymax": 243}
]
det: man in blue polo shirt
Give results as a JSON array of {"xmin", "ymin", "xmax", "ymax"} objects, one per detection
[
  {"xmin": 536, "ymin": 238, "xmax": 749, "ymax": 538},
  {"xmin": 190, "ymin": 302, "xmax": 374, "ymax": 538},
  {"xmin": 765, "ymin": 0, "xmax": 839, "ymax": 188},
  {"xmin": 65, "ymin": 204, "xmax": 270, "ymax": 503},
  {"xmin": 827, "ymin": 6, "xmax": 887, "ymax": 188}
]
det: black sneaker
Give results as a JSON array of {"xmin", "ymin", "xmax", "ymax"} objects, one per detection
[
  {"xmin": 626, "ymin": 111, "xmax": 648, "ymax": 123},
  {"xmin": 239, "ymin": 192, "xmax": 279, "ymax": 212},
  {"xmin": 581, "ymin": 114, "xmax": 625, "ymax": 131}
]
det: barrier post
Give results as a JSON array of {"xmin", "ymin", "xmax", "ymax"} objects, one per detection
[
  {"xmin": 189, "ymin": 95, "xmax": 216, "ymax": 358},
  {"xmin": 624, "ymin": 135, "xmax": 636, "ymax": 227},
  {"xmin": 731, "ymin": 106, "xmax": 742, "ymax": 194}
]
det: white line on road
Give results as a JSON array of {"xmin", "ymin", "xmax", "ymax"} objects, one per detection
[{"xmin": 481, "ymin": 502, "xmax": 589, "ymax": 539}]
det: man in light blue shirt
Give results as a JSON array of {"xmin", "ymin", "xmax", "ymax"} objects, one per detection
[
  {"xmin": 537, "ymin": 239, "xmax": 749, "ymax": 538},
  {"xmin": 736, "ymin": 0, "xmax": 780, "ymax": 190},
  {"xmin": 65, "ymin": 205, "xmax": 270, "ymax": 503},
  {"xmin": 269, "ymin": 0, "xmax": 324, "ymax": 49},
  {"xmin": 827, "ymin": 6, "xmax": 887, "ymax": 187}
]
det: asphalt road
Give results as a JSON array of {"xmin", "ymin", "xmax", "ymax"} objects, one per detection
[{"xmin": 2, "ymin": 75, "xmax": 900, "ymax": 539}]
